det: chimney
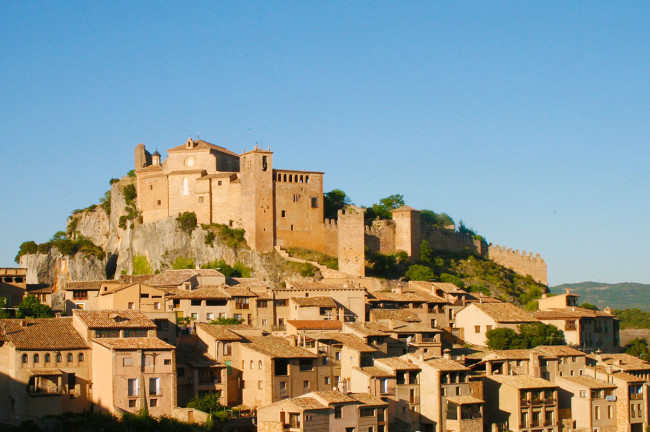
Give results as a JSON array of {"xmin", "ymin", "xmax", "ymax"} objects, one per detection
[
  {"xmin": 604, "ymin": 306, "xmax": 613, "ymax": 315},
  {"xmin": 443, "ymin": 349, "xmax": 451, "ymax": 360},
  {"xmin": 388, "ymin": 320, "xmax": 395, "ymax": 330},
  {"xmin": 20, "ymin": 320, "xmax": 27, "ymax": 328},
  {"xmin": 606, "ymin": 365, "xmax": 613, "ymax": 374}
]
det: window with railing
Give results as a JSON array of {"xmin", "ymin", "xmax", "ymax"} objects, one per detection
[
  {"xmin": 73, "ymin": 290, "xmax": 88, "ymax": 300},
  {"xmin": 235, "ymin": 297, "xmax": 250, "ymax": 309}
]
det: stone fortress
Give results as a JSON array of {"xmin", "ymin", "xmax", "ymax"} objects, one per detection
[{"xmin": 135, "ymin": 138, "xmax": 547, "ymax": 284}]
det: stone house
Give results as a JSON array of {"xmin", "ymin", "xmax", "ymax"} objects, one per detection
[
  {"xmin": 0, "ymin": 268, "xmax": 27, "ymax": 307},
  {"xmin": 455, "ymin": 302, "xmax": 538, "ymax": 347},
  {"xmin": 256, "ymin": 390, "xmax": 388, "ymax": 432},
  {"xmin": 407, "ymin": 352, "xmax": 484, "ymax": 432},
  {"xmin": 555, "ymin": 375, "xmax": 617, "ymax": 432},
  {"xmin": 0, "ymin": 317, "xmax": 91, "ymax": 424}
]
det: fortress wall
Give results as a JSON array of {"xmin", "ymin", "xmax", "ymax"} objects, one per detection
[
  {"xmin": 364, "ymin": 220, "xmax": 396, "ymax": 254},
  {"xmin": 421, "ymin": 226, "xmax": 487, "ymax": 256},
  {"xmin": 488, "ymin": 244, "xmax": 547, "ymax": 285},
  {"xmin": 322, "ymin": 218, "xmax": 339, "ymax": 257}
]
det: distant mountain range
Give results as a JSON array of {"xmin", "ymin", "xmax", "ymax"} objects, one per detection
[{"xmin": 550, "ymin": 282, "xmax": 650, "ymax": 311}]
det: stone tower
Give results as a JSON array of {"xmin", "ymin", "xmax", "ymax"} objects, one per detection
[
  {"xmin": 392, "ymin": 206, "xmax": 421, "ymax": 261},
  {"xmin": 134, "ymin": 143, "xmax": 152, "ymax": 170},
  {"xmin": 337, "ymin": 205, "xmax": 365, "ymax": 277},
  {"xmin": 239, "ymin": 146, "xmax": 275, "ymax": 251}
]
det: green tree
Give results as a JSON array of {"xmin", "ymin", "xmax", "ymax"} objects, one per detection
[
  {"xmin": 324, "ymin": 189, "xmax": 352, "ymax": 220},
  {"xmin": 15, "ymin": 241, "xmax": 38, "ymax": 263},
  {"xmin": 209, "ymin": 316, "xmax": 243, "ymax": 325},
  {"xmin": 365, "ymin": 194, "xmax": 406, "ymax": 223},
  {"xmin": 99, "ymin": 189, "xmax": 111, "ymax": 214},
  {"xmin": 132, "ymin": 254, "xmax": 153, "ymax": 275},
  {"xmin": 405, "ymin": 265, "xmax": 435, "ymax": 281},
  {"xmin": 580, "ymin": 303, "xmax": 599, "ymax": 310},
  {"xmin": 518, "ymin": 322, "xmax": 566, "ymax": 348},
  {"xmin": 0, "ymin": 297, "xmax": 12, "ymax": 319},
  {"xmin": 625, "ymin": 338, "xmax": 650, "ymax": 361},
  {"xmin": 16, "ymin": 295, "xmax": 54, "ymax": 318},
  {"xmin": 187, "ymin": 392, "xmax": 224, "ymax": 413},
  {"xmin": 420, "ymin": 210, "xmax": 455, "ymax": 228},
  {"xmin": 176, "ymin": 211, "xmax": 198, "ymax": 235},
  {"xmin": 486, "ymin": 328, "xmax": 520, "ymax": 350},
  {"xmin": 419, "ymin": 240, "xmax": 433, "ymax": 265},
  {"xmin": 172, "ymin": 257, "xmax": 195, "ymax": 270}
]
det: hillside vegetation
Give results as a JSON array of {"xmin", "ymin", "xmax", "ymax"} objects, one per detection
[{"xmin": 550, "ymin": 282, "xmax": 650, "ymax": 311}]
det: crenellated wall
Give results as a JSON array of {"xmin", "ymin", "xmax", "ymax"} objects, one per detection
[
  {"xmin": 364, "ymin": 220, "xmax": 396, "ymax": 254},
  {"xmin": 421, "ymin": 225, "xmax": 488, "ymax": 256},
  {"xmin": 488, "ymin": 244, "xmax": 547, "ymax": 285},
  {"xmin": 323, "ymin": 218, "xmax": 339, "ymax": 257}
]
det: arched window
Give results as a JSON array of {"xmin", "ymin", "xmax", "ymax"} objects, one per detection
[
  {"xmin": 67, "ymin": 353, "xmax": 73, "ymax": 362},
  {"xmin": 306, "ymin": 175, "xmax": 310, "ymax": 183},
  {"xmin": 259, "ymin": 360, "xmax": 263, "ymax": 369},
  {"xmin": 45, "ymin": 353, "xmax": 51, "ymax": 363},
  {"xmin": 22, "ymin": 354, "xmax": 27, "ymax": 363},
  {"xmin": 56, "ymin": 353, "xmax": 62, "ymax": 362},
  {"xmin": 33, "ymin": 354, "xmax": 39, "ymax": 363},
  {"xmin": 283, "ymin": 174, "xmax": 287, "ymax": 182},
  {"xmin": 250, "ymin": 360, "xmax": 254, "ymax": 369},
  {"xmin": 78, "ymin": 353, "xmax": 85, "ymax": 362},
  {"xmin": 300, "ymin": 175, "xmax": 304, "ymax": 183},
  {"xmin": 289, "ymin": 174, "xmax": 293, "ymax": 182},
  {"xmin": 182, "ymin": 178, "xmax": 189, "ymax": 196}
]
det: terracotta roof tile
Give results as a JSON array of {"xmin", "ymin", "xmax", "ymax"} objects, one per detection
[
  {"xmin": 0, "ymin": 318, "xmax": 87, "ymax": 350},
  {"xmin": 166, "ymin": 286, "xmax": 229, "ymax": 299},
  {"xmin": 535, "ymin": 308, "xmax": 614, "ymax": 319},
  {"xmin": 370, "ymin": 309, "xmax": 421, "ymax": 322},
  {"xmin": 327, "ymin": 333, "xmax": 376, "ymax": 352},
  {"xmin": 93, "ymin": 337, "xmax": 175, "ymax": 350},
  {"xmin": 533, "ymin": 345, "xmax": 586, "ymax": 357},
  {"xmin": 167, "ymin": 139, "xmax": 240, "ymax": 157},
  {"xmin": 375, "ymin": 357, "xmax": 421, "ymax": 371},
  {"xmin": 349, "ymin": 393, "xmax": 388, "ymax": 406},
  {"xmin": 352, "ymin": 366, "xmax": 395, "ymax": 378},
  {"xmin": 445, "ymin": 396, "xmax": 484, "ymax": 405},
  {"xmin": 369, "ymin": 292, "xmax": 426, "ymax": 303},
  {"xmin": 196, "ymin": 323, "xmax": 243, "ymax": 341},
  {"xmin": 287, "ymin": 320, "xmax": 342, "ymax": 330},
  {"xmin": 143, "ymin": 269, "xmax": 225, "ymax": 287},
  {"xmin": 558, "ymin": 376, "xmax": 616, "ymax": 389},
  {"xmin": 176, "ymin": 343, "xmax": 220, "ymax": 368},
  {"xmin": 343, "ymin": 322, "xmax": 389, "ymax": 337},
  {"xmin": 291, "ymin": 296, "xmax": 338, "ymax": 308},
  {"xmin": 73, "ymin": 310, "xmax": 156, "ymax": 329},
  {"xmin": 30, "ymin": 369, "xmax": 63, "ymax": 376},
  {"xmin": 66, "ymin": 280, "xmax": 114, "ymax": 290},
  {"xmin": 311, "ymin": 391, "xmax": 358, "ymax": 404},
  {"xmin": 424, "ymin": 357, "xmax": 470, "ymax": 371},
  {"xmin": 291, "ymin": 397, "xmax": 327, "ymax": 410},
  {"xmin": 487, "ymin": 375, "xmax": 557, "ymax": 389},
  {"xmin": 243, "ymin": 335, "xmax": 317, "ymax": 358},
  {"xmin": 282, "ymin": 281, "xmax": 365, "ymax": 291},
  {"xmin": 471, "ymin": 303, "xmax": 538, "ymax": 323}
]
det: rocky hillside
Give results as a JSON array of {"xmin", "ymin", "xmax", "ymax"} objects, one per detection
[{"xmin": 17, "ymin": 177, "xmax": 326, "ymax": 287}]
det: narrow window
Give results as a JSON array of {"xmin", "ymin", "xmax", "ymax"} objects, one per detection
[
  {"xmin": 45, "ymin": 353, "xmax": 51, "ymax": 363},
  {"xmin": 67, "ymin": 353, "xmax": 73, "ymax": 362},
  {"xmin": 128, "ymin": 378, "xmax": 139, "ymax": 396},
  {"xmin": 182, "ymin": 178, "xmax": 189, "ymax": 196},
  {"xmin": 281, "ymin": 210, "xmax": 286, "ymax": 217},
  {"xmin": 262, "ymin": 156, "xmax": 268, "ymax": 171},
  {"xmin": 311, "ymin": 197, "xmax": 318, "ymax": 208},
  {"xmin": 198, "ymin": 196, "xmax": 204, "ymax": 203},
  {"xmin": 78, "ymin": 353, "xmax": 84, "ymax": 362},
  {"xmin": 33, "ymin": 354, "xmax": 39, "ymax": 363},
  {"xmin": 22, "ymin": 354, "xmax": 28, "ymax": 363}
]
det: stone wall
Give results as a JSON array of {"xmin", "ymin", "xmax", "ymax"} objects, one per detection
[
  {"xmin": 488, "ymin": 244, "xmax": 547, "ymax": 285},
  {"xmin": 337, "ymin": 206, "xmax": 365, "ymax": 277},
  {"xmin": 364, "ymin": 219, "xmax": 395, "ymax": 254},
  {"xmin": 323, "ymin": 218, "xmax": 339, "ymax": 257},
  {"xmin": 421, "ymin": 225, "xmax": 487, "ymax": 256}
]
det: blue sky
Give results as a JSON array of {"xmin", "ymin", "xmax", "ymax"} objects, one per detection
[{"xmin": 1, "ymin": 2, "xmax": 649, "ymax": 286}]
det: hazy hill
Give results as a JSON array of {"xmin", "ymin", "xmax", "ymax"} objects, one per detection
[{"xmin": 550, "ymin": 282, "xmax": 650, "ymax": 311}]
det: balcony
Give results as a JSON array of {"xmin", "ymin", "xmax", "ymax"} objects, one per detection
[
  {"xmin": 272, "ymin": 325, "xmax": 286, "ymax": 332},
  {"xmin": 235, "ymin": 304, "xmax": 250, "ymax": 310},
  {"xmin": 28, "ymin": 385, "xmax": 61, "ymax": 396}
]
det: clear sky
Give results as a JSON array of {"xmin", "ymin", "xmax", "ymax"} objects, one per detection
[{"xmin": 1, "ymin": 2, "xmax": 648, "ymax": 286}]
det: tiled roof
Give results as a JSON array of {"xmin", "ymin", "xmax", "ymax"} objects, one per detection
[
  {"xmin": 429, "ymin": 282, "xmax": 464, "ymax": 293},
  {"xmin": 143, "ymin": 269, "xmax": 225, "ymax": 287},
  {"xmin": 471, "ymin": 303, "xmax": 538, "ymax": 323},
  {"xmin": 369, "ymin": 292, "xmax": 426, "ymax": 303},
  {"xmin": 167, "ymin": 139, "xmax": 240, "ymax": 157},
  {"xmin": 291, "ymin": 296, "xmax": 338, "ymax": 308},
  {"xmin": 166, "ymin": 286, "xmax": 229, "ymax": 299},
  {"xmin": 66, "ymin": 280, "xmax": 113, "ymax": 290},
  {"xmin": 590, "ymin": 353, "xmax": 650, "ymax": 370},
  {"xmin": 73, "ymin": 310, "xmax": 156, "ymax": 329},
  {"xmin": 533, "ymin": 345, "xmax": 586, "ymax": 358},
  {"xmin": 424, "ymin": 357, "xmax": 470, "ymax": 371},
  {"xmin": 291, "ymin": 397, "xmax": 327, "ymax": 410},
  {"xmin": 243, "ymin": 335, "xmax": 317, "ymax": 358},
  {"xmin": 0, "ymin": 318, "xmax": 87, "ymax": 350},
  {"xmin": 196, "ymin": 323, "xmax": 243, "ymax": 341},
  {"xmin": 390, "ymin": 322, "xmax": 441, "ymax": 333},
  {"xmin": 375, "ymin": 357, "xmax": 420, "ymax": 371},
  {"xmin": 370, "ymin": 309, "xmax": 421, "ymax": 322},
  {"xmin": 343, "ymin": 322, "xmax": 389, "ymax": 337},
  {"xmin": 93, "ymin": 337, "xmax": 175, "ymax": 350},
  {"xmin": 352, "ymin": 366, "xmax": 395, "ymax": 378},
  {"xmin": 327, "ymin": 333, "xmax": 376, "ymax": 352},
  {"xmin": 465, "ymin": 293, "xmax": 504, "ymax": 304},
  {"xmin": 392, "ymin": 205, "xmax": 418, "ymax": 213},
  {"xmin": 349, "ymin": 393, "xmax": 389, "ymax": 406},
  {"xmin": 26, "ymin": 285, "xmax": 54, "ymax": 294},
  {"xmin": 167, "ymin": 169, "xmax": 208, "ymax": 176},
  {"xmin": 135, "ymin": 164, "xmax": 163, "ymax": 173},
  {"xmin": 535, "ymin": 308, "xmax": 614, "ymax": 319},
  {"xmin": 611, "ymin": 371, "xmax": 646, "ymax": 382},
  {"xmin": 559, "ymin": 376, "xmax": 616, "ymax": 389},
  {"xmin": 229, "ymin": 278, "xmax": 269, "ymax": 289},
  {"xmin": 224, "ymin": 286, "xmax": 258, "ymax": 297},
  {"xmin": 311, "ymin": 391, "xmax": 358, "ymax": 404},
  {"xmin": 446, "ymin": 396, "xmax": 484, "ymax": 405},
  {"xmin": 481, "ymin": 350, "xmax": 535, "ymax": 361},
  {"xmin": 487, "ymin": 375, "xmax": 557, "ymax": 389},
  {"xmin": 287, "ymin": 320, "xmax": 342, "ymax": 330},
  {"xmin": 282, "ymin": 281, "xmax": 364, "ymax": 291}
]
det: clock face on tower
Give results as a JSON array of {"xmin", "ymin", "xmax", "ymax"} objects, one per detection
[{"xmin": 185, "ymin": 157, "xmax": 195, "ymax": 167}]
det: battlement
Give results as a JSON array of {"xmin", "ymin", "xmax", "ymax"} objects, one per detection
[
  {"xmin": 324, "ymin": 218, "xmax": 338, "ymax": 228},
  {"xmin": 488, "ymin": 244, "xmax": 547, "ymax": 285}
]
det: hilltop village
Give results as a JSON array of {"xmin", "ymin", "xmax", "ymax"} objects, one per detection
[{"xmin": 0, "ymin": 139, "xmax": 641, "ymax": 432}]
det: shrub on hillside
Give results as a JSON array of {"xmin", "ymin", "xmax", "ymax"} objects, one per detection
[
  {"xmin": 176, "ymin": 212, "xmax": 198, "ymax": 235},
  {"xmin": 132, "ymin": 254, "xmax": 152, "ymax": 275}
]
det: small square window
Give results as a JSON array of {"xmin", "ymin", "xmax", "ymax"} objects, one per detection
[
  {"xmin": 164, "ymin": 359, "xmax": 171, "ymax": 366},
  {"xmin": 129, "ymin": 399, "xmax": 136, "ymax": 408},
  {"xmin": 281, "ymin": 210, "xmax": 286, "ymax": 217},
  {"xmin": 123, "ymin": 357, "xmax": 133, "ymax": 367},
  {"xmin": 128, "ymin": 302, "xmax": 135, "ymax": 309},
  {"xmin": 218, "ymin": 181, "xmax": 223, "ymax": 186},
  {"xmin": 198, "ymin": 196, "xmax": 204, "ymax": 203},
  {"xmin": 150, "ymin": 399, "xmax": 158, "ymax": 407},
  {"xmin": 157, "ymin": 200, "xmax": 161, "ymax": 206}
]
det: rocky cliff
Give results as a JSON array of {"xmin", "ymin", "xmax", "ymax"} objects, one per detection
[{"xmin": 19, "ymin": 177, "xmax": 318, "ymax": 287}]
